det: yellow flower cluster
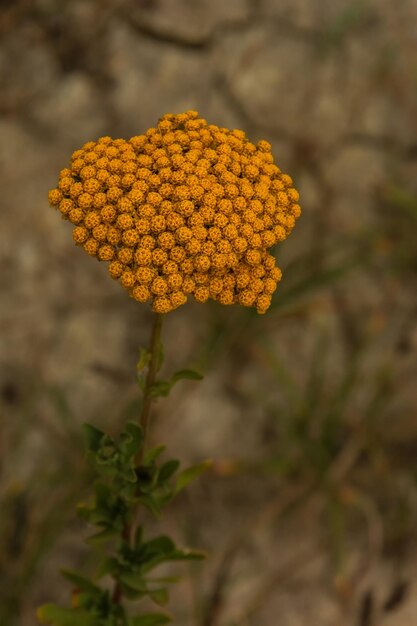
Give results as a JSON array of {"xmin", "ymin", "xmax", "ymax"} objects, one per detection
[{"xmin": 48, "ymin": 111, "xmax": 300, "ymax": 314}]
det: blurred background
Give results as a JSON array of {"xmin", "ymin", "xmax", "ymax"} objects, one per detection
[{"xmin": 1, "ymin": 1, "xmax": 417, "ymax": 625}]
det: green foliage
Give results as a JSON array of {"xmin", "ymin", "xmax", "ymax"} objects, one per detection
[
  {"xmin": 174, "ymin": 460, "xmax": 213, "ymax": 496},
  {"xmin": 102, "ymin": 532, "xmax": 204, "ymax": 601},
  {"xmin": 82, "ymin": 421, "xmax": 143, "ymax": 489},
  {"xmin": 150, "ymin": 369, "xmax": 203, "ymax": 398},
  {"xmin": 37, "ymin": 418, "xmax": 207, "ymax": 624},
  {"xmin": 136, "ymin": 349, "xmax": 152, "ymax": 392},
  {"xmin": 37, "ymin": 604, "xmax": 102, "ymax": 626},
  {"xmin": 37, "ymin": 352, "xmax": 208, "ymax": 626},
  {"xmin": 136, "ymin": 342, "xmax": 203, "ymax": 399}
]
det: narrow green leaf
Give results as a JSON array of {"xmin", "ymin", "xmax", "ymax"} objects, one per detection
[
  {"xmin": 120, "ymin": 572, "xmax": 147, "ymax": 592},
  {"xmin": 120, "ymin": 422, "xmax": 144, "ymax": 460},
  {"xmin": 146, "ymin": 535, "xmax": 175, "ymax": 554},
  {"xmin": 141, "ymin": 548, "xmax": 206, "ymax": 573},
  {"xmin": 149, "ymin": 588, "xmax": 169, "ymax": 606},
  {"xmin": 143, "ymin": 445, "xmax": 166, "ymax": 465},
  {"xmin": 60, "ymin": 570, "xmax": 100, "ymax": 594},
  {"xmin": 119, "ymin": 465, "xmax": 138, "ymax": 484},
  {"xmin": 169, "ymin": 548, "xmax": 206, "ymax": 561},
  {"xmin": 157, "ymin": 341, "xmax": 164, "ymax": 372},
  {"xmin": 174, "ymin": 460, "xmax": 212, "ymax": 495},
  {"xmin": 171, "ymin": 369, "xmax": 203, "ymax": 382},
  {"xmin": 137, "ymin": 348, "xmax": 151, "ymax": 372},
  {"xmin": 139, "ymin": 495, "xmax": 162, "ymax": 517},
  {"xmin": 122, "ymin": 586, "xmax": 146, "ymax": 601},
  {"xmin": 128, "ymin": 614, "xmax": 172, "ymax": 626},
  {"xmin": 86, "ymin": 527, "xmax": 120, "ymax": 544},
  {"xmin": 37, "ymin": 604, "xmax": 100, "ymax": 626},
  {"xmin": 77, "ymin": 504, "xmax": 111, "ymax": 525},
  {"xmin": 137, "ymin": 375, "xmax": 146, "ymax": 392},
  {"xmin": 137, "ymin": 348, "xmax": 151, "ymax": 391},
  {"xmin": 82, "ymin": 424, "xmax": 104, "ymax": 453},
  {"xmin": 158, "ymin": 460, "xmax": 180, "ymax": 483},
  {"xmin": 153, "ymin": 490, "xmax": 174, "ymax": 508},
  {"xmin": 151, "ymin": 370, "xmax": 203, "ymax": 398},
  {"xmin": 95, "ymin": 434, "xmax": 118, "ymax": 465},
  {"xmin": 150, "ymin": 380, "xmax": 172, "ymax": 398},
  {"xmin": 95, "ymin": 481, "xmax": 112, "ymax": 507}
]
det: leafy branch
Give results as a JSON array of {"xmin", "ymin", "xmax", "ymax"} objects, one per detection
[{"xmin": 38, "ymin": 313, "xmax": 208, "ymax": 626}]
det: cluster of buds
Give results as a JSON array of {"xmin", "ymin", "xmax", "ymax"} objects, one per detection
[{"xmin": 48, "ymin": 111, "xmax": 300, "ymax": 314}]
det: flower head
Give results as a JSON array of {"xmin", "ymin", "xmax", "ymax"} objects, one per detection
[{"xmin": 49, "ymin": 111, "xmax": 300, "ymax": 314}]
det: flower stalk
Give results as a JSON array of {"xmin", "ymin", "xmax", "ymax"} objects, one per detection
[
  {"xmin": 138, "ymin": 312, "xmax": 164, "ymax": 456},
  {"xmin": 112, "ymin": 312, "xmax": 164, "ymax": 606}
]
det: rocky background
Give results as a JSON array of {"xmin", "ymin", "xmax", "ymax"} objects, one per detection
[{"xmin": 1, "ymin": 1, "xmax": 417, "ymax": 625}]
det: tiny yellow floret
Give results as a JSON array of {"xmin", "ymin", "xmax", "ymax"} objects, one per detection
[{"xmin": 48, "ymin": 111, "xmax": 300, "ymax": 313}]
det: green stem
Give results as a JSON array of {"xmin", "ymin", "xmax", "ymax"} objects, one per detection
[
  {"xmin": 112, "ymin": 312, "xmax": 164, "ymax": 605},
  {"xmin": 138, "ymin": 312, "xmax": 164, "ymax": 457}
]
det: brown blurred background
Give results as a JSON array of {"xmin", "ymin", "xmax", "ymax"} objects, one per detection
[{"xmin": 1, "ymin": 1, "xmax": 417, "ymax": 625}]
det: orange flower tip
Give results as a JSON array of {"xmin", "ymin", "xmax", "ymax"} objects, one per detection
[{"xmin": 48, "ymin": 188, "xmax": 62, "ymax": 206}]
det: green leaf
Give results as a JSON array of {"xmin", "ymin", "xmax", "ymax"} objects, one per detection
[
  {"xmin": 137, "ymin": 349, "xmax": 151, "ymax": 391},
  {"xmin": 150, "ymin": 380, "xmax": 172, "ymax": 398},
  {"xmin": 37, "ymin": 604, "xmax": 100, "ymax": 626},
  {"xmin": 149, "ymin": 588, "xmax": 169, "ymax": 606},
  {"xmin": 143, "ymin": 445, "xmax": 166, "ymax": 465},
  {"xmin": 150, "ymin": 370, "xmax": 203, "ymax": 398},
  {"xmin": 152, "ymin": 490, "xmax": 174, "ymax": 509},
  {"xmin": 139, "ymin": 494, "xmax": 162, "ymax": 517},
  {"xmin": 174, "ymin": 460, "xmax": 212, "ymax": 495},
  {"xmin": 60, "ymin": 570, "xmax": 100, "ymax": 595},
  {"xmin": 77, "ymin": 504, "xmax": 111, "ymax": 526},
  {"xmin": 119, "ymin": 465, "xmax": 138, "ymax": 484},
  {"xmin": 95, "ymin": 433, "xmax": 119, "ymax": 464},
  {"xmin": 169, "ymin": 548, "xmax": 206, "ymax": 561},
  {"xmin": 86, "ymin": 527, "xmax": 120, "ymax": 544},
  {"xmin": 137, "ymin": 348, "xmax": 151, "ymax": 372},
  {"xmin": 120, "ymin": 572, "xmax": 147, "ymax": 592},
  {"xmin": 141, "ymin": 548, "xmax": 206, "ymax": 573},
  {"xmin": 158, "ymin": 460, "xmax": 180, "ymax": 483},
  {"xmin": 171, "ymin": 369, "xmax": 203, "ymax": 382},
  {"xmin": 82, "ymin": 424, "xmax": 105, "ymax": 453},
  {"xmin": 95, "ymin": 482, "xmax": 112, "ymax": 507},
  {"xmin": 146, "ymin": 535, "xmax": 176, "ymax": 554},
  {"xmin": 120, "ymin": 422, "xmax": 144, "ymax": 460},
  {"xmin": 128, "ymin": 614, "xmax": 172, "ymax": 626}
]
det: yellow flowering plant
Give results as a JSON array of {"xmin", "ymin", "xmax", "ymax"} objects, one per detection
[{"xmin": 39, "ymin": 111, "xmax": 300, "ymax": 626}]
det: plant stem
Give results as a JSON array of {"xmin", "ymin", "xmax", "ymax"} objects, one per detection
[
  {"xmin": 112, "ymin": 312, "xmax": 164, "ymax": 605},
  {"xmin": 138, "ymin": 312, "xmax": 164, "ymax": 455}
]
